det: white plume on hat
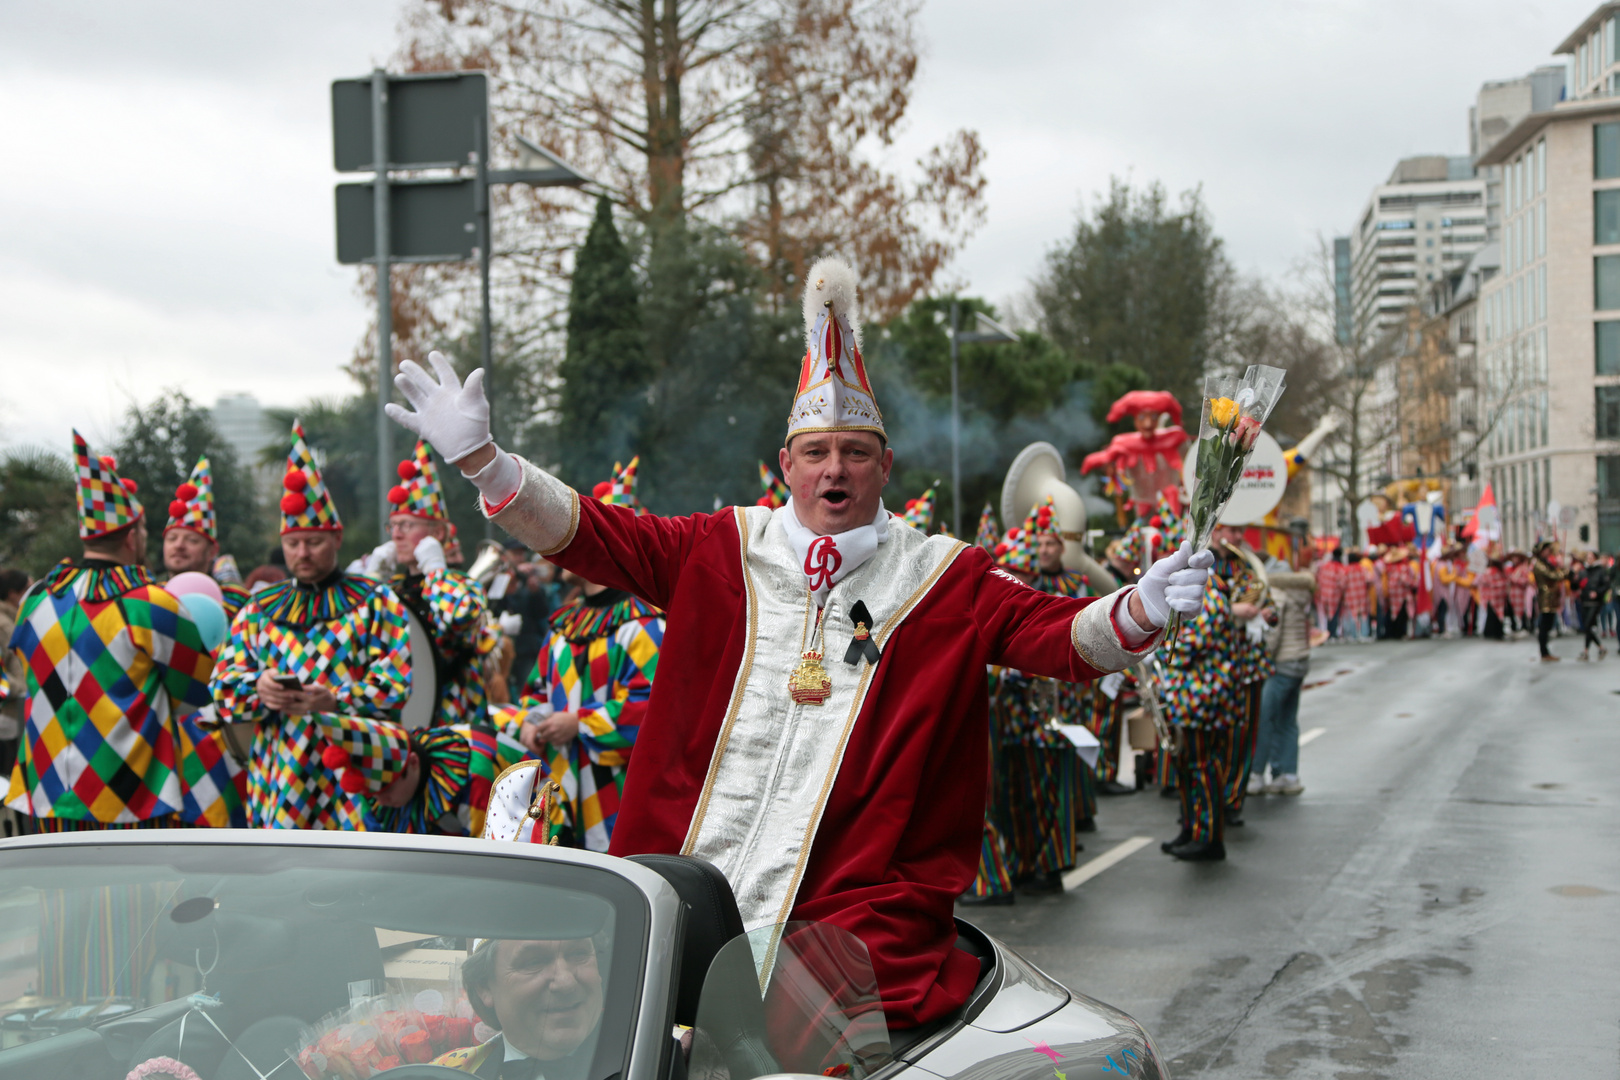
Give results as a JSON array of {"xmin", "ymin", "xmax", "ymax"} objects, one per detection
[
  {"xmin": 787, "ymin": 257, "xmax": 883, "ymax": 442},
  {"xmin": 802, "ymin": 258, "xmax": 862, "ymax": 349}
]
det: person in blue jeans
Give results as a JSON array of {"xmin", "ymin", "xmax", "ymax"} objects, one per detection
[{"xmin": 1253, "ymin": 568, "xmax": 1315, "ymax": 796}]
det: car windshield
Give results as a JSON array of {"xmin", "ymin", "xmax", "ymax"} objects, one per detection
[{"xmin": 0, "ymin": 839, "xmax": 645, "ymax": 1080}]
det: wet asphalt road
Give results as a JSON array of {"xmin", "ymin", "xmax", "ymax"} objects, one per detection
[{"xmin": 959, "ymin": 636, "xmax": 1620, "ymax": 1078}]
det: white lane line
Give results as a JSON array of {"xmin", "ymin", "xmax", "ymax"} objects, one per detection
[
  {"xmin": 1299, "ymin": 727, "xmax": 1327, "ymax": 746},
  {"xmin": 1062, "ymin": 836, "xmax": 1154, "ymax": 891}
]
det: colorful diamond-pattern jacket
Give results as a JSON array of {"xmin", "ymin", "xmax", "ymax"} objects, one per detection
[
  {"xmin": 1035, "ymin": 569, "xmax": 1098, "ymax": 732},
  {"xmin": 389, "ymin": 568, "xmax": 498, "ymax": 728},
  {"xmin": 209, "ymin": 572, "xmax": 413, "ymax": 829},
  {"xmin": 1159, "ymin": 575, "xmax": 1241, "ymax": 731},
  {"xmin": 5, "ymin": 560, "xmax": 215, "ymax": 823},
  {"xmin": 492, "ymin": 592, "xmax": 663, "ymax": 852},
  {"xmin": 1217, "ymin": 553, "xmax": 1275, "ymax": 687}
]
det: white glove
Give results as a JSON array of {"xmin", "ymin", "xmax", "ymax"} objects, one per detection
[
  {"xmin": 363, "ymin": 540, "xmax": 396, "ymax": 576},
  {"xmin": 497, "ymin": 612, "xmax": 524, "ymax": 636},
  {"xmin": 1137, "ymin": 541, "xmax": 1216, "ymax": 627},
  {"xmin": 385, "ymin": 351, "xmax": 493, "ymax": 464},
  {"xmin": 413, "ymin": 535, "xmax": 447, "ymax": 573}
]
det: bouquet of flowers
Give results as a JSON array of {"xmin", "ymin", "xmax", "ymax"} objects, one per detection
[
  {"xmin": 295, "ymin": 986, "xmax": 481, "ymax": 1079},
  {"xmin": 1163, "ymin": 365, "xmax": 1287, "ymax": 644},
  {"xmin": 1184, "ymin": 365, "xmax": 1288, "ymax": 553}
]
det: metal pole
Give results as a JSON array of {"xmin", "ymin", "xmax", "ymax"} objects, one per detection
[
  {"xmin": 949, "ymin": 300, "xmax": 961, "ymax": 538},
  {"xmin": 372, "ymin": 69, "xmax": 393, "ymax": 540},
  {"xmin": 475, "ymin": 116, "xmax": 495, "ymax": 541}
]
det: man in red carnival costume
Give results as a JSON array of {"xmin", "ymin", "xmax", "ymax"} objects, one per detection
[
  {"xmin": 386, "ymin": 258, "xmax": 1214, "ymax": 1030},
  {"xmin": 1080, "ymin": 390, "xmax": 1189, "ymax": 520}
]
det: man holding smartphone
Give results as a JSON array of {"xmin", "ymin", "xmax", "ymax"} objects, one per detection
[{"xmin": 210, "ymin": 422, "xmax": 416, "ymax": 830}]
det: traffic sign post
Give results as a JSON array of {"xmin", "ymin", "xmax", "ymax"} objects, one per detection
[{"xmin": 332, "ymin": 69, "xmax": 590, "ymax": 534}]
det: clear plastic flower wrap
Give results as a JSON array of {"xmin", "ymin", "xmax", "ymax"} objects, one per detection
[
  {"xmin": 293, "ymin": 983, "xmax": 484, "ymax": 1079},
  {"xmin": 1165, "ymin": 364, "xmax": 1286, "ymax": 642}
]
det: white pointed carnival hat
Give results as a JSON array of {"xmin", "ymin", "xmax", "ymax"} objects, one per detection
[{"xmin": 786, "ymin": 258, "xmax": 884, "ymax": 443}]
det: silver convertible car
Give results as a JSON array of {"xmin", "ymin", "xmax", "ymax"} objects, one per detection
[{"xmin": 0, "ymin": 831, "xmax": 1166, "ymax": 1080}]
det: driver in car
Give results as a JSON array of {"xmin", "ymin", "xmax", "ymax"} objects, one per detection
[{"xmin": 434, "ymin": 936, "xmax": 606, "ymax": 1078}]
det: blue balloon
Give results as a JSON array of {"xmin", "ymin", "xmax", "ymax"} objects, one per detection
[{"xmin": 179, "ymin": 593, "xmax": 229, "ymax": 652}]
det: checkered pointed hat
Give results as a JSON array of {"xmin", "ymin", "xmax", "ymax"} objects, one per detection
[
  {"xmin": 993, "ymin": 505, "xmax": 1040, "ymax": 575},
  {"xmin": 165, "ymin": 455, "xmax": 217, "ymax": 541},
  {"xmin": 279, "ymin": 421, "xmax": 341, "ymax": 534},
  {"xmin": 591, "ymin": 456, "xmax": 640, "ymax": 512},
  {"xmin": 386, "ymin": 439, "xmax": 447, "ymax": 521},
  {"xmin": 73, "ymin": 430, "xmax": 144, "ymax": 539},
  {"xmin": 899, "ymin": 487, "xmax": 936, "ymax": 530},
  {"xmin": 974, "ymin": 504, "xmax": 999, "ymax": 552},
  {"xmin": 756, "ymin": 461, "xmax": 790, "ymax": 509}
]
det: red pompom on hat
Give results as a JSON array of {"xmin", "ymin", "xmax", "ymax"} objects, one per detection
[
  {"xmin": 320, "ymin": 743, "xmax": 350, "ymax": 770},
  {"xmin": 397, "ymin": 460, "xmax": 418, "ymax": 480},
  {"xmin": 592, "ymin": 481, "xmax": 613, "ymax": 498},
  {"xmin": 120, "ymin": 478, "xmax": 138, "ymax": 494},
  {"xmin": 169, "ymin": 499, "xmax": 188, "ymax": 519},
  {"xmin": 99, "ymin": 454, "xmax": 118, "ymax": 470},
  {"xmin": 283, "ymin": 469, "xmax": 307, "ymax": 492},
  {"xmin": 176, "ymin": 482, "xmax": 199, "ymax": 501},
  {"xmin": 1150, "ymin": 515, "xmax": 1163, "ymax": 527},
  {"xmin": 280, "ymin": 491, "xmax": 308, "ymax": 515},
  {"xmin": 387, "ymin": 485, "xmax": 408, "ymax": 505},
  {"xmin": 338, "ymin": 768, "xmax": 366, "ymax": 794}
]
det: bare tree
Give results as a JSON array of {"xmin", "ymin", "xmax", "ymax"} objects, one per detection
[{"xmin": 366, "ymin": 0, "xmax": 987, "ymax": 373}]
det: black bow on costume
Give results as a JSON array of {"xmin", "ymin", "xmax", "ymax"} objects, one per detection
[{"xmin": 843, "ymin": 600, "xmax": 882, "ymax": 666}]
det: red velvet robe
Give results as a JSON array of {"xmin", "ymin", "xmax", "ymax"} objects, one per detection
[{"xmin": 548, "ymin": 496, "xmax": 1138, "ymax": 1027}]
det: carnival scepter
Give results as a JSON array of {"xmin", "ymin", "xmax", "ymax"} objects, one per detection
[{"xmin": 1165, "ymin": 364, "xmax": 1288, "ymax": 644}]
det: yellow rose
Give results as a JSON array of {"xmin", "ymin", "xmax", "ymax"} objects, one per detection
[{"xmin": 1208, "ymin": 396, "xmax": 1239, "ymax": 428}]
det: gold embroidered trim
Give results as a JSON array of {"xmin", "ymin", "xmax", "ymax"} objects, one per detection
[
  {"xmin": 1070, "ymin": 596, "xmax": 1156, "ymax": 675},
  {"xmin": 538, "ymin": 489, "xmax": 582, "ymax": 559},
  {"xmin": 680, "ymin": 510, "xmax": 759, "ymax": 855},
  {"xmin": 766, "ymin": 538, "xmax": 969, "ymax": 933}
]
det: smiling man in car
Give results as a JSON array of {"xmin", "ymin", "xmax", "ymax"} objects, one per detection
[
  {"xmin": 437, "ymin": 935, "xmax": 607, "ymax": 1077},
  {"xmin": 387, "ymin": 258, "xmax": 1213, "ymax": 1032}
]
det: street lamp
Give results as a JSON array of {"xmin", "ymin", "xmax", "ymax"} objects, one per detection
[{"xmin": 948, "ymin": 302, "xmax": 1019, "ymax": 536}]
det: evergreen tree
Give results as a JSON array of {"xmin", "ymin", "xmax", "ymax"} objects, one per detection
[
  {"xmin": 558, "ymin": 196, "xmax": 646, "ymax": 487},
  {"xmin": 112, "ymin": 391, "xmax": 271, "ymax": 570},
  {"xmin": 1034, "ymin": 179, "xmax": 1228, "ymax": 420},
  {"xmin": 0, "ymin": 447, "xmax": 79, "ymax": 577}
]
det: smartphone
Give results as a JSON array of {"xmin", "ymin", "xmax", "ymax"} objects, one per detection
[{"xmin": 273, "ymin": 674, "xmax": 304, "ymax": 690}]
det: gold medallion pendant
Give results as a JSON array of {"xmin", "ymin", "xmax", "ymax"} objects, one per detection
[{"xmin": 789, "ymin": 650, "xmax": 833, "ymax": 705}]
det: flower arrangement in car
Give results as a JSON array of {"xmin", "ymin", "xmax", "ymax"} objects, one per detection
[{"xmin": 295, "ymin": 987, "xmax": 481, "ymax": 1079}]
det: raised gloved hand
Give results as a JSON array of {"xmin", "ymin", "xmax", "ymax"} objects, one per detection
[
  {"xmin": 362, "ymin": 540, "xmax": 396, "ymax": 576},
  {"xmin": 497, "ymin": 612, "xmax": 524, "ymax": 637},
  {"xmin": 384, "ymin": 351, "xmax": 492, "ymax": 464},
  {"xmin": 413, "ymin": 535, "xmax": 447, "ymax": 573},
  {"xmin": 1136, "ymin": 541, "xmax": 1216, "ymax": 628}
]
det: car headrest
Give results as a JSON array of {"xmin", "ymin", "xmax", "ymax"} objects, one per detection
[{"xmin": 625, "ymin": 854, "xmax": 744, "ymax": 1027}]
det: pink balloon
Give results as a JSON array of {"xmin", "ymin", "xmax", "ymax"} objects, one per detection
[{"xmin": 165, "ymin": 571, "xmax": 224, "ymax": 605}]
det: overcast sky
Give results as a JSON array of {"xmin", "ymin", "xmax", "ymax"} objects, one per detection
[{"xmin": 0, "ymin": 0, "xmax": 1593, "ymax": 452}]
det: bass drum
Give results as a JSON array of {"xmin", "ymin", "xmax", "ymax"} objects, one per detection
[{"xmin": 401, "ymin": 606, "xmax": 441, "ymax": 731}]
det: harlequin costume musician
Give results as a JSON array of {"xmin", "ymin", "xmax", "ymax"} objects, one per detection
[
  {"xmin": 210, "ymin": 422, "xmax": 415, "ymax": 829},
  {"xmin": 162, "ymin": 455, "xmax": 250, "ymax": 620},
  {"xmin": 386, "ymin": 258, "xmax": 1213, "ymax": 1029},
  {"xmin": 5, "ymin": 433, "xmax": 221, "ymax": 832},
  {"xmin": 352, "ymin": 439, "xmax": 501, "ymax": 834},
  {"xmin": 492, "ymin": 458, "xmax": 665, "ymax": 852},
  {"xmin": 1080, "ymin": 390, "xmax": 1189, "ymax": 519}
]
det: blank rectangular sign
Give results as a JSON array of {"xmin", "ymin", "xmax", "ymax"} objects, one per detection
[
  {"xmin": 335, "ymin": 179, "xmax": 478, "ymax": 264},
  {"xmin": 332, "ymin": 72, "xmax": 487, "ymax": 172}
]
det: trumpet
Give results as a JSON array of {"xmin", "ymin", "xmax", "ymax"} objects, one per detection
[{"xmin": 466, "ymin": 539, "xmax": 505, "ymax": 585}]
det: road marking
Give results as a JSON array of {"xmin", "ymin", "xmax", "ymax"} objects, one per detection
[
  {"xmin": 1299, "ymin": 727, "xmax": 1327, "ymax": 746},
  {"xmin": 1062, "ymin": 836, "xmax": 1153, "ymax": 891}
]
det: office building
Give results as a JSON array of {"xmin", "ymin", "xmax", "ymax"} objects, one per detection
[
  {"xmin": 1347, "ymin": 157, "xmax": 1489, "ymax": 336},
  {"xmin": 1475, "ymin": 3, "xmax": 1620, "ymax": 551}
]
